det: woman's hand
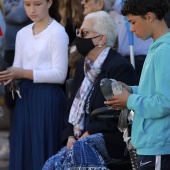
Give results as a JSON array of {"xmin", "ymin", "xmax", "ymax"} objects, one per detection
[
  {"xmin": 104, "ymin": 88, "xmax": 131, "ymax": 109},
  {"xmin": 67, "ymin": 136, "xmax": 76, "ymax": 150},
  {"xmin": 67, "ymin": 132, "xmax": 90, "ymax": 149},
  {"xmin": 0, "ymin": 67, "xmax": 24, "ymax": 85},
  {"xmin": 79, "ymin": 131, "xmax": 89, "ymax": 140}
]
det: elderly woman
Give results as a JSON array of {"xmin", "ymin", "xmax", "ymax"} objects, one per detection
[{"xmin": 43, "ymin": 11, "xmax": 139, "ymax": 170}]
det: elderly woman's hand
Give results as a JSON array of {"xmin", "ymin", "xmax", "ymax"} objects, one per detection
[
  {"xmin": 104, "ymin": 88, "xmax": 131, "ymax": 109},
  {"xmin": 67, "ymin": 136, "xmax": 76, "ymax": 150},
  {"xmin": 79, "ymin": 131, "xmax": 89, "ymax": 140}
]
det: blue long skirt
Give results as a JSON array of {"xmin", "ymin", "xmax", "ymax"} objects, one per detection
[
  {"xmin": 9, "ymin": 79, "xmax": 66, "ymax": 170},
  {"xmin": 42, "ymin": 133, "xmax": 111, "ymax": 170}
]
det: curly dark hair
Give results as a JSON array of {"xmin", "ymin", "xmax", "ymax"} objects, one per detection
[{"xmin": 121, "ymin": 0, "xmax": 169, "ymax": 20}]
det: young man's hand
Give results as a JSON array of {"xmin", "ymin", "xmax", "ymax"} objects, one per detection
[{"xmin": 104, "ymin": 88, "xmax": 131, "ymax": 109}]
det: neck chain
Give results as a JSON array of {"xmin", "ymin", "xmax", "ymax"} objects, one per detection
[
  {"xmin": 47, "ymin": 17, "xmax": 52, "ymax": 26},
  {"xmin": 33, "ymin": 17, "xmax": 52, "ymax": 35}
]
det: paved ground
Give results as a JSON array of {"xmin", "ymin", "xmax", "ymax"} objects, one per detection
[
  {"xmin": 0, "ymin": 84, "xmax": 10, "ymax": 169},
  {"xmin": 0, "ymin": 105, "xmax": 10, "ymax": 170},
  {"xmin": 0, "ymin": 131, "xmax": 9, "ymax": 170}
]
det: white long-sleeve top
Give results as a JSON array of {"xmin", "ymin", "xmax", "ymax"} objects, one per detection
[{"xmin": 13, "ymin": 20, "xmax": 69, "ymax": 84}]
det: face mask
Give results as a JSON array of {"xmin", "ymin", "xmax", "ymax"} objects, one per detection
[{"xmin": 75, "ymin": 35, "xmax": 100, "ymax": 56}]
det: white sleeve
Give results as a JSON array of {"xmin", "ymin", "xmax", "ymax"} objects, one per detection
[{"xmin": 33, "ymin": 28, "xmax": 69, "ymax": 84}]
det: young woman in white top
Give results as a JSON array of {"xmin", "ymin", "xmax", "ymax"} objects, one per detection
[{"xmin": 0, "ymin": 0, "xmax": 69, "ymax": 169}]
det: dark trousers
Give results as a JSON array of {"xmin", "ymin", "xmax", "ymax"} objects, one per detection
[
  {"xmin": 4, "ymin": 50, "xmax": 16, "ymax": 110},
  {"xmin": 4, "ymin": 50, "xmax": 15, "ymax": 66},
  {"xmin": 138, "ymin": 154, "xmax": 170, "ymax": 170},
  {"xmin": 4, "ymin": 50, "xmax": 16, "ymax": 135}
]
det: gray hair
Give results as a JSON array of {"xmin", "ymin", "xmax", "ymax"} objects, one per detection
[
  {"xmin": 84, "ymin": 11, "xmax": 117, "ymax": 47},
  {"xmin": 95, "ymin": 0, "xmax": 116, "ymax": 12}
]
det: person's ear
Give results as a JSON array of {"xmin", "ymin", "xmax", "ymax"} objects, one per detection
[
  {"xmin": 96, "ymin": 1, "xmax": 104, "ymax": 11},
  {"xmin": 48, "ymin": 0, "xmax": 53, "ymax": 9},
  {"xmin": 146, "ymin": 12, "xmax": 155, "ymax": 22},
  {"xmin": 98, "ymin": 35, "xmax": 107, "ymax": 47}
]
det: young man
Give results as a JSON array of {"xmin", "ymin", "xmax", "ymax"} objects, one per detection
[
  {"xmin": 105, "ymin": 0, "xmax": 170, "ymax": 169},
  {"xmin": 110, "ymin": 0, "xmax": 153, "ymax": 77}
]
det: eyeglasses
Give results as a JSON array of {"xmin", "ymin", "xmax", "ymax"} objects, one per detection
[
  {"xmin": 81, "ymin": 0, "xmax": 89, "ymax": 3},
  {"xmin": 76, "ymin": 28, "xmax": 100, "ymax": 38}
]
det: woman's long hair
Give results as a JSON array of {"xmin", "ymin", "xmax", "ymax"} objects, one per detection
[
  {"xmin": 49, "ymin": 0, "xmax": 61, "ymax": 22},
  {"xmin": 58, "ymin": 0, "xmax": 84, "ymax": 28}
]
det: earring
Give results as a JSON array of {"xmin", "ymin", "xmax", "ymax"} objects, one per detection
[{"xmin": 98, "ymin": 42, "xmax": 102, "ymax": 48}]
